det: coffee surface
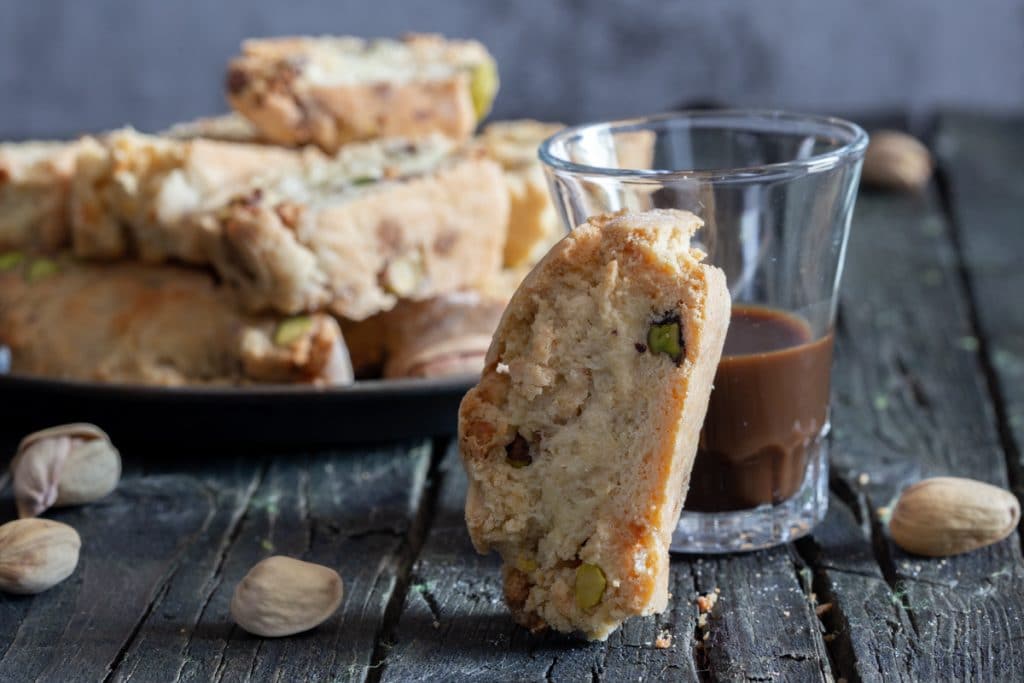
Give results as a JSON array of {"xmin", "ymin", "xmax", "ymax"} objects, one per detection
[{"xmin": 685, "ymin": 305, "xmax": 834, "ymax": 512}]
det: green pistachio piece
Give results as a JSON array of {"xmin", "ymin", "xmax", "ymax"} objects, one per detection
[
  {"xmin": 515, "ymin": 555, "xmax": 538, "ymax": 573},
  {"xmin": 351, "ymin": 176, "xmax": 377, "ymax": 186},
  {"xmin": 27, "ymin": 258, "xmax": 59, "ymax": 282},
  {"xmin": 274, "ymin": 316, "xmax": 313, "ymax": 347},
  {"xmin": 575, "ymin": 563, "xmax": 606, "ymax": 609},
  {"xmin": 469, "ymin": 59, "xmax": 499, "ymax": 121},
  {"xmin": 647, "ymin": 315, "xmax": 683, "ymax": 365},
  {"xmin": 505, "ymin": 433, "xmax": 532, "ymax": 468},
  {"xmin": 0, "ymin": 251, "xmax": 25, "ymax": 271}
]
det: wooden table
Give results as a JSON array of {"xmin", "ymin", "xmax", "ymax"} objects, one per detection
[{"xmin": 1, "ymin": 112, "xmax": 1021, "ymax": 682}]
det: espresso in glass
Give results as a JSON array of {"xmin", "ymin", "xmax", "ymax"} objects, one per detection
[
  {"xmin": 539, "ymin": 110, "xmax": 866, "ymax": 551},
  {"xmin": 685, "ymin": 305, "xmax": 834, "ymax": 512}
]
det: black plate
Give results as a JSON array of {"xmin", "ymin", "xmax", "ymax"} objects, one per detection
[{"xmin": 0, "ymin": 373, "xmax": 474, "ymax": 451}]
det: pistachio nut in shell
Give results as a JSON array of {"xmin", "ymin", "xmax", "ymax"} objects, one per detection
[
  {"xmin": 230, "ymin": 556, "xmax": 344, "ymax": 637},
  {"xmin": 10, "ymin": 423, "xmax": 121, "ymax": 518},
  {"xmin": 861, "ymin": 130, "xmax": 933, "ymax": 193},
  {"xmin": 0, "ymin": 518, "xmax": 81, "ymax": 594},
  {"xmin": 889, "ymin": 476, "xmax": 1021, "ymax": 557}
]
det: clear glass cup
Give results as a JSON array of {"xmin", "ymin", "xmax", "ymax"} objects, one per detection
[{"xmin": 539, "ymin": 111, "xmax": 867, "ymax": 553}]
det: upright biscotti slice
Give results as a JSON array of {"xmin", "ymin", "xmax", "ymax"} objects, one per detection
[
  {"xmin": 69, "ymin": 128, "xmax": 315, "ymax": 261},
  {"xmin": 459, "ymin": 209, "xmax": 730, "ymax": 640},
  {"xmin": 194, "ymin": 137, "xmax": 508, "ymax": 318},
  {"xmin": 225, "ymin": 34, "xmax": 498, "ymax": 152},
  {"xmin": 473, "ymin": 120, "xmax": 564, "ymax": 268},
  {"xmin": 0, "ymin": 140, "xmax": 83, "ymax": 252},
  {"xmin": 0, "ymin": 254, "xmax": 352, "ymax": 386}
]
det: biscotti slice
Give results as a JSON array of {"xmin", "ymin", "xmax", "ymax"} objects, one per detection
[
  {"xmin": 459, "ymin": 209, "xmax": 730, "ymax": 640},
  {"xmin": 194, "ymin": 136, "xmax": 508, "ymax": 318},
  {"xmin": 0, "ymin": 140, "xmax": 83, "ymax": 252},
  {"xmin": 225, "ymin": 33, "xmax": 498, "ymax": 152},
  {"xmin": 341, "ymin": 292, "xmax": 507, "ymax": 379},
  {"xmin": 0, "ymin": 253, "xmax": 352, "ymax": 386},
  {"xmin": 162, "ymin": 113, "xmax": 264, "ymax": 144},
  {"xmin": 69, "ymin": 128, "xmax": 317, "ymax": 261},
  {"xmin": 473, "ymin": 120, "xmax": 564, "ymax": 268}
]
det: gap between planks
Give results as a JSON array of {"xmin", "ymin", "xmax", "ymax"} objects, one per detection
[
  {"xmin": 365, "ymin": 437, "xmax": 450, "ymax": 683},
  {"xmin": 934, "ymin": 161, "xmax": 1023, "ymax": 516}
]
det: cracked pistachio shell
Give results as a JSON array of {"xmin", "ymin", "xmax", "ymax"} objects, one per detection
[{"xmin": 11, "ymin": 423, "xmax": 121, "ymax": 518}]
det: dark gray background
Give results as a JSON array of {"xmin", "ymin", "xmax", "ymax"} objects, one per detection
[{"xmin": 2, "ymin": 0, "xmax": 1023, "ymax": 138}]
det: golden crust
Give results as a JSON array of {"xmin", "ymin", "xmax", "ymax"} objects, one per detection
[
  {"xmin": 0, "ymin": 256, "xmax": 352, "ymax": 386},
  {"xmin": 225, "ymin": 34, "xmax": 494, "ymax": 152},
  {"xmin": 458, "ymin": 209, "xmax": 730, "ymax": 639},
  {"xmin": 64, "ymin": 130, "xmax": 507, "ymax": 319},
  {"xmin": 472, "ymin": 120, "xmax": 565, "ymax": 268}
]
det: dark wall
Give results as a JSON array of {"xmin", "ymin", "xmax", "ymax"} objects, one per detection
[{"xmin": 2, "ymin": 0, "xmax": 1023, "ymax": 137}]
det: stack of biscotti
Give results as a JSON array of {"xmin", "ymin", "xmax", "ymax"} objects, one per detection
[
  {"xmin": 0, "ymin": 33, "xmax": 520, "ymax": 386},
  {"xmin": 69, "ymin": 128, "xmax": 508, "ymax": 318}
]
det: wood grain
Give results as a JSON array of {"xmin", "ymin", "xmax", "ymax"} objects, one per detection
[
  {"xmin": 803, "ymin": 176, "xmax": 1024, "ymax": 681},
  {"xmin": 0, "ymin": 443, "xmax": 431, "ymax": 683},
  {"xmin": 936, "ymin": 113, "xmax": 1024, "ymax": 500}
]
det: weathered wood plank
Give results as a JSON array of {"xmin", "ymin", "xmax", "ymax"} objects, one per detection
[
  {"xmin": 380, "ymin": 442, "xmax": 702, "ymax": 682},
  {"xmin": 691, "ymin": 546, "xmax": 832, "ymax": 681},
  {"xmin": 936, "ymin": 113, "xmax": 1024, "ymax": 498},
  {"xmin": 380, "ymin": 443, "xmax": 833, "ymax": 682},
  {"xmin": 0, "ymin": 442, "xmax": 430, "ymax": 683},
  {"xmin": 802, "ymin": 175, "xmax": 1024, "ymax": 681},
  {"xmin": 0, "ymin": 474, "xmax": 239, "ymax": 682}
]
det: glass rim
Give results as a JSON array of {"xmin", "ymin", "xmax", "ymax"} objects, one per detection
[{"xmin": 538, "ymin": 109, "xmax": 869, "ymax": 183}]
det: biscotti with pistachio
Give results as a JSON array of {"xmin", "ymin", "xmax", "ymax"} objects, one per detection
[
  {"xmin": 458, "ymin": 209, "xmax": 730, "ymax": 640},
  {"xmin": 69, "ymin": 127, "xmax": 314, "ymax": 262},
  {"xmin": 192, "ymin": 135, "xmax": 508, "ymax": 318},
  {"xmin": 225, "ymin": 33, "xmax": 498, "ymax": 152},
  {"xmin": 67, "ymin": 129, "xmax": 508, "ymax": 319},
  {"xmin": 0, "ymin": 254, "xmax": 352, "ymax": 386},
  {"xmin": 0, "ymin": 140, "xmax": 84, "ymax": 253}
]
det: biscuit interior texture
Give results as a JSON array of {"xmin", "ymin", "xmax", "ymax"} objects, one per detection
[{"xmin": 459, "ymin": 209, "xmax": 730, "ymax": 640}]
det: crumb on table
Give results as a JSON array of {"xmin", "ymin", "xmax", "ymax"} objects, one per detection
[{"xmin": 654, "ymin": 629, "xmax": 672, "ymax": 649}]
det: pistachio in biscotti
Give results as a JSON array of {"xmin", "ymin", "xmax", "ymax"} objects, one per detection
[
  {"xmin": 0, "ymin": 251, "xmax": 24, "ymax": 271},
  {"xmin": 469, "ymin": 59, "xmax": 499, "ymax": 120},
  {"xmin": 647, "ymin": 313, "xmax": 684, "ymax": 364},
  {"xmin": 273, "ymin": 316, "xmax": 313, "ymax": 347},
  {"xmin": 380, "ymin": 251, "xmax": 425, "ymax": 297},
  {"xmin": 27, "ymin": 258, "xmax": 59, "ymax": 282},
  {"xmin": 10, "ymin": 423, "xmax": 121, "ymax": 518},
  {"xmin": 574, "ymin": 563, "xmax": 607, "ymax": 609}
]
